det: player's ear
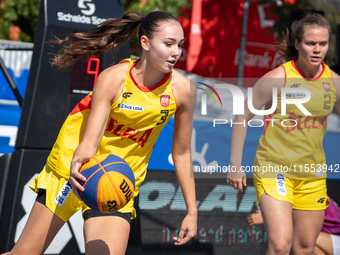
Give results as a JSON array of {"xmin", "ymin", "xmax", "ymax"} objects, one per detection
[
  {"xmin": 140, "ymin": 35, "xmax": 150, "ymax": 51},
  {"xmin": 294, "ymin": 39, "xmax": 299, "ymax": 50}
]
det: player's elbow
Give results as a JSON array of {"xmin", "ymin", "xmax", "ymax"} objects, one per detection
[{"xmin": 172, "ymin": 142, "xmax": 190, "ymax": 157}]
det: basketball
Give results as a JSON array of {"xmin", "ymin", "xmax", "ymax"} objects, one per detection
[{"xmin": 77, "ymin": 154, "xmax": 135, "ymax": 213}]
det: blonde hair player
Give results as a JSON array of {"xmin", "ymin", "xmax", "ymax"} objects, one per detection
[
  {"xmin": 2, "ymin": 11, "xmax": 197, "ymax": 255},
  {"xmin": 227, "ymin": 13, "xmax": 340, "ymax": 255}
]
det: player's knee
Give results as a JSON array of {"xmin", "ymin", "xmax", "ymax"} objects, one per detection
[
  {"xmin": 291, "ymin": 244, "xmax": 315, "ymax": 255},
  {"xmin": 267, "ymin": 239, "xmax": 291, "ymax": 255}
]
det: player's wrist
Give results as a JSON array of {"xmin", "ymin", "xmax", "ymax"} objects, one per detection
[{"xmin": 186, "ymin": 207, "xmax": 198, "ymax": 217}]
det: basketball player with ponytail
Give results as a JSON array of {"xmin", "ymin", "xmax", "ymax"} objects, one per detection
[
  {"xmin": 3, "ymin": 11, "xmax": 197, "ymax": 255},
  {"xmin": 227, "ymin": 13, "xmax": 340, "ymax": 255}
]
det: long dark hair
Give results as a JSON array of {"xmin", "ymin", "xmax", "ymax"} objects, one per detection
[
  {"xmin": 51, "ymin": 11, "xmax": 179, "ymax": 68},
  {"xmin": 275, "ymin": 12, "xmax": 332, "ymax": 61}
]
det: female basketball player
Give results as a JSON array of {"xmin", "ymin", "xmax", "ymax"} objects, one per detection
[
  {"xmin": 227, "ymin": 13, "xmax": 340, "ymax": 255},
  {"xmin": 3, "ymin": 11, "xmax": 197, "ymax": 255}
]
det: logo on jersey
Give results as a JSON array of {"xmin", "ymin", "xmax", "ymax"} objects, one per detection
[
  {"xmin": 317, "ymin": 197, "xmax": 326, "ymax": 204},
  {"xmin": 276, "ymin": 173, "xmax": 286, "ymax": 195},
  {"xmin": 118, "ymin": 103, "xmax": 143, "ymax": 112},
  {"xmin": 123, "ymin": 92, "xmax": 132, "ymax": 99},
  {"xmin": 286, "ymin": 93, "xmax": 307, "ymax": 98},
  {"xmin": 290, "ymin": 83, "xmax": 301, "ymax": 88},
  {"xmin": 323, "ymin": 82, "xmax": 331, "ymax": 92},
  {"xmin": 160, "ymin": 95, "xmax": 170, "ymax": 107},
  {"xmin": 55, "ymin": 181, "xmax": 72, "ymax": 206}
]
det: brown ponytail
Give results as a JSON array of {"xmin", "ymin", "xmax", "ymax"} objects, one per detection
[
  {"xmin": 50, "ymin": 12, "xmax": 145, "ymax": 68},
  {"xmin": 274, "ymin": 29, "xmax": 298, "ymax": 61}
]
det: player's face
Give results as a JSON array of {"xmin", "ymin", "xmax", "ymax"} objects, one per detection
[
  {"xmin": 147, "ymin": 21, "xmax": 184, "ymax": 73},
  {"xmin": 295, "ymin": 26, "xmax": 329, "ymax": 67}
]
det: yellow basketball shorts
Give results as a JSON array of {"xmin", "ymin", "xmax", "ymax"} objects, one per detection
[
  {"xmin": 253, "ymin": 173, "xmax": 329, "ymax": 210},
  {"xmin": 29, "ymin": 164, "xmax": 136, "ymax": 222}
]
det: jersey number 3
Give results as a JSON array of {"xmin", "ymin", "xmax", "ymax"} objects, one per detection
[{"xmin": 157, "ymin": 110, "xmax": 169, "ymax": 125}]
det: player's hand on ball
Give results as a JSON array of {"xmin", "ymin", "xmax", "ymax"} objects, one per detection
[
  {"xmin": 69, "ymin": 156, "xmax": 90, "ymax": 201},
  {"xmin": 226, "ymin": 165, "xmax": 247, "ymax": 192},
  {"xmin": 173, "ymin": 214, "xmax": 197, "ymax": 245}
]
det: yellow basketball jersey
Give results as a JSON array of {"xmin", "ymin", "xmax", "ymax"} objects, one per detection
[
  {"xmin": 254, "ymin": 60, "xmax": 337, "ymax": 178},
  {"xmin": 47, "ymin": 58, "xmax": 177, "ymax": 215}
]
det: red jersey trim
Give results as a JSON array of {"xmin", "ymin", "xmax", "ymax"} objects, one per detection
[
  {"xmin": 291, "ymin": 59, "xmax": 326, "ymax": 81},
  {"xmin": 118, "ymin": 59, "xmax": 131, "ymax": 64},
  {"xmin": 70, "ymin": 94, "xmax": 92, "ymax": 116},
  {"xmin": 129, "ymin": 60, "xmax": 171, "ymax": 92}
]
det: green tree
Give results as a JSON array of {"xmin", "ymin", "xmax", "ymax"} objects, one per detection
[{"xmin": 0, "ymin": 0, "xmax": 40, "ymax": 42}]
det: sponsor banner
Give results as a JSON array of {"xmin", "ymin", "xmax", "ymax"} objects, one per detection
[
  {"xmin": 139, "ymin": 171, "xmax": 266, "ymax": 255},
  {"xmin": 48, "ymin": 0, "xmax": 123, "ymax": 28},
  {"xmin": 138, "ymin": 171, "xmax": 340, "ymax": 254}
]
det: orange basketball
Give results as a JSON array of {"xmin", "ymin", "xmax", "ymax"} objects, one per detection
[{"xmin": 77, "ymin": 154, "xmax": 135, "ymax": 213}]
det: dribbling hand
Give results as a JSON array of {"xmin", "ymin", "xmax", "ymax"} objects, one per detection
[{"xmin": 69, "ymin": 156, "xmax": 90, "ymax": 201}]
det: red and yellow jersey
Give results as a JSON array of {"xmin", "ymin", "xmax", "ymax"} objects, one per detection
[
  {"xmin": 254, "ymin": 59, "xmax": 337, "ymax": 178},
  {"xmin": 47, "ymin": 58, "xmax": 177, "ymax": 214}
]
